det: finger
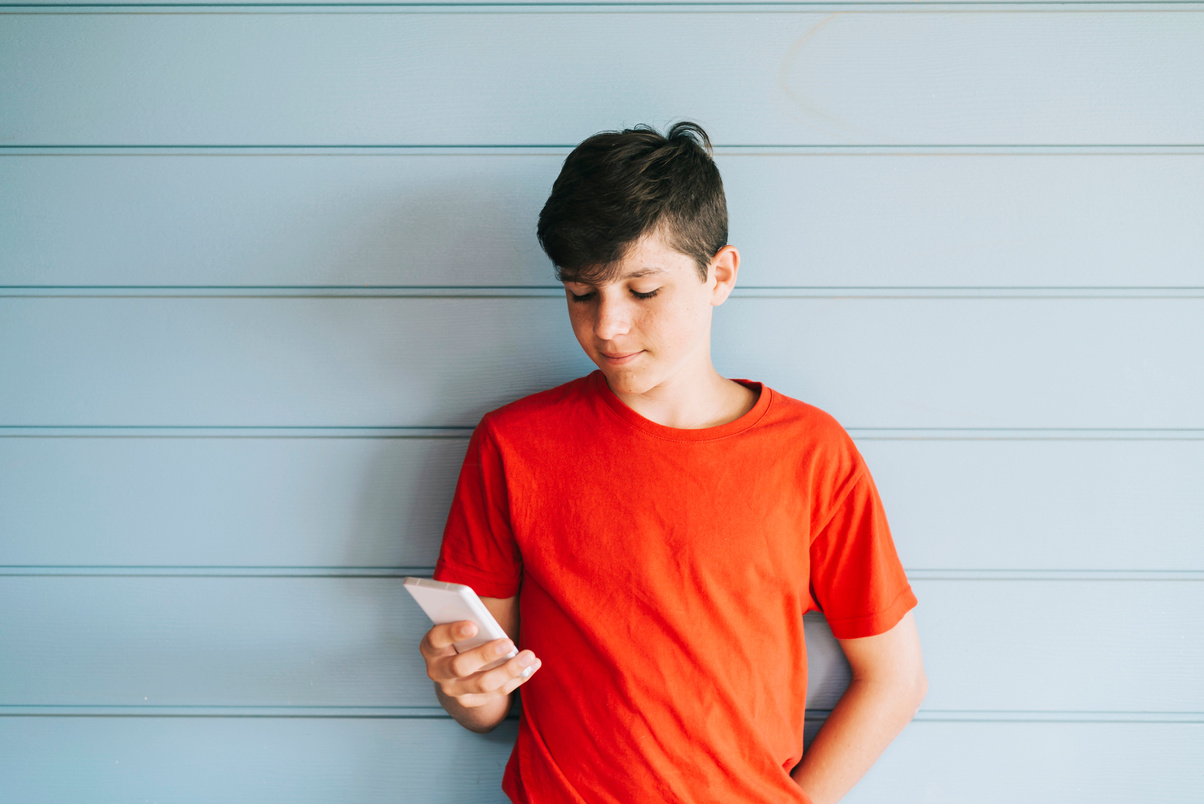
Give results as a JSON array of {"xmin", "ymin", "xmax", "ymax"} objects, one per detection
[
  {"xmin": 447, "ymin": 653, "xmax": 541, "ymax": 705},
  {"xmin": 470, "ymin": 650, "xmax": 541, "ymax": 696},
  {"xmin": 446, "ymin": 637, "xmax": 516, "ymax": 680},
  {"xmin": 423, "ymin": 620, "xmax": 477, "ymax": 654},
  {"xmin": 496, "ymin": 654, "xmax": 542, "ymax": 696},
  {"xmin": 454, "ymin": 662, "xmax": 539, "ymax": 710}
]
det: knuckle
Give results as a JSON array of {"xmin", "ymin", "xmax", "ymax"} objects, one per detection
[
  {"xmin": 469, "ymin": 667, "xmax": 500, "ymax": 694},
  {"xmin": 448, "ymin": 652, "xmax": 473, "ymax": 679},
  {"xmin": 479, "ymin": 660, "xmax": 521, "ymax": 692},
  {"xmin": 430, "ymin": 624, "xmax": 452, "ymax": 646},
  {"xmin": 475, "ymin": 668, "xmax": 501, "ymax": 692}
]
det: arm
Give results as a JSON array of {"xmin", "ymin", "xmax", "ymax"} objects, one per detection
[
  {"xmin": 420, "ymin": 594, "xmax": 541, "ymax": 734},
  {"xmin": 791, "ymin": 611, "xmax": 927, "ymax": 804}
]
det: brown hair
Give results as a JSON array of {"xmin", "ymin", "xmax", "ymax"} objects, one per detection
[{"xmin": 537, "ymin": 121, "xmax": 728, "ymax": 283}]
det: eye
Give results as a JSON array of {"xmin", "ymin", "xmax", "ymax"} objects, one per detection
[
  {"xmin": 631, "ymin": 288, "xmax": 660, "ymax": 300},
  {"xmin": 568, "ymin": 290, "xmax": 596, "ymax": 303}
]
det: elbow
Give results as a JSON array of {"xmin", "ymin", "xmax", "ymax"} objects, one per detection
[
  {"xmin": 908, "ymin": 667, "xmax": 928, "ymax": 720},
  {"xmin": 464, "ymin": 718, "xmax": 503, "ymax": 735}
]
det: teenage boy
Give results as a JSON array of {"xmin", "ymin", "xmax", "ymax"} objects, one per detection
[{"xmin": 420, "ymin": 122, "xmax": 927, "ymax": 803}]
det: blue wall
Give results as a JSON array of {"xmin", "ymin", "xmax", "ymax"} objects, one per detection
[{"xmin": 2, "ymin": 4, "xmax": 1202, "ymax": 801}]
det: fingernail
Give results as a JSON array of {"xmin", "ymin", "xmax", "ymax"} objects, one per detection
[
  {"xmin": 518, "ymin": 652, "xmax": 536, "ymax": 668},
  {"xmin": 495, "ymin": 640, "xmax": 515, "ymax": 657},
  {"xmin": 521, "ymin": 659, "xmax": 541, "ymax": 678},
  {"xmin": 459, "ymin": 623, "xmax": 475, "ymax": 637}
]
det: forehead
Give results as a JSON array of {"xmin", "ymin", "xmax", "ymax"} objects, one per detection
[{"xmin": 562, "ymin": 232, "xmax": 695, "ymax": 285}]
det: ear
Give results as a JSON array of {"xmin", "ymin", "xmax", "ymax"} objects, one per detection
[{"xmin": 708, "ymin": 245, "xmax": 740, "ymax": 307}]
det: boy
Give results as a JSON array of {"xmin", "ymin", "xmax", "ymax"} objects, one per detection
[{"xmin": 420, "ymin": 122, "xmax": 926, "ymax": 803}]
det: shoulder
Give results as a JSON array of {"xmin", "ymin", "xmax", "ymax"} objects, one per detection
[
  {"xmin": 750, "ymin": 386, "xmax": 886, "ymax": 542},
  {"xmin": 761, "ymin": 385, "xmax": 859, "ymax": 452},
  {"xmin": 478, "ymin": 373, "xmax": 598, "ymax": 443},
  {"xmin": 755, "ymin": 384, "xmax": 867, "ymax": 490}
]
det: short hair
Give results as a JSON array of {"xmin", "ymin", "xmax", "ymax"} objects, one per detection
[{"xmin": 537, "ymin": 121, "xmax": 728, "ymax": 284}]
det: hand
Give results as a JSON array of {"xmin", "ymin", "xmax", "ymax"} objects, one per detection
[{"xmin": 420, "ymin": 620, "xmax": 542, "ymax": 710}]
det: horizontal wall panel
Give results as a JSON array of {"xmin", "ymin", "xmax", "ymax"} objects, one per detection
[
  {"xmin": 0, "ymin": 716, "xmax": 519, "ymax": 804},
  {"xmin": 914, "ymin": 580, "xmax": 1204, "ymax": 713},
  {"xmin": 2, "ymin": 577, "xmax": 1201, "ymax": 713},
  {"xmin": 861, "ymin": 438, "xmax": 1204, "ymax": 572},
  {"xmin": 6, "ymin": 0, "xmax": 1136, "ymax": 6},
  {"xmin": 846, "ymin": 720, "xmax": 1203, "ymax": 804},
  {"xmin": 3, "ymin": 13, "xmax": 1202, "ymax": 146},
  {"xmin": 0, "ymin": 436, "xmax": 465, "ymax": 568},
  {"xmin": 0, "ymin": 577, "xmax": 431, "ymax": 708},
  {"xmin": 1, "ymin": 719, "xmax": 1200, "ymax": 804},
  {"xmin": 0, "ymin": 578, "xmax": 847, "ymax": 710},
  {"xmin": 0, "ymin": 296, "xmax": 588, "ymax": 428},
  {"xmin": 3, "ymin": 436, "xmax": 1202, "ymax": 571},
  {"xmin": 2, "ymin": 297, "xmax": 1202, "ymax": 428},
  {"xmin": 5, "ymin": 153, "xmax": 1204, "ymax": 287}
]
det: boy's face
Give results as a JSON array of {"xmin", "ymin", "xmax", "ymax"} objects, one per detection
[{"xmin": 562, "ymin": 230, "xmax": 736, "ymax": 400}]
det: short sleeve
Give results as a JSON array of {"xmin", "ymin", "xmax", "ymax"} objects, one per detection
[
  {"xmin": 809, "ymin": 465, "xmax": 916, "ymax": 640},
  {"xmin": 432, "ymin": 418, "xmax": 523, "ymax": 599}
]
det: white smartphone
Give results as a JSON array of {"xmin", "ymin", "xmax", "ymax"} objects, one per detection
[{"xmin": 404, "ymin": 577, "xmax": 518, "ymax": 668}]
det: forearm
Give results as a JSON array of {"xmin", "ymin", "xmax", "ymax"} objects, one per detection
[
  {"xmin": 435, "ymin": 683, "xmax": 513, "ymax": 734},
  {"xmin": 790, "ymin": 674, "xmax": 926, "ymax": 804}
]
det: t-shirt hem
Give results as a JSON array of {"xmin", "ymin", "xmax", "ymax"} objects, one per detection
[{"xmin": 824, "ymin": 585, "xmax": 918, "ymax": 640}]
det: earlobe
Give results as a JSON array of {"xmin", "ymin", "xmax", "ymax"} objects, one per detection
[{"xmin": 709, "ymin": 245, "xmax": 740, "ymax": 306}]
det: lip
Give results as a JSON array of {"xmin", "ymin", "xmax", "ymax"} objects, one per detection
[{"xmin": 599, "ymin": 350, "xmax": 642, "ymax": 366}]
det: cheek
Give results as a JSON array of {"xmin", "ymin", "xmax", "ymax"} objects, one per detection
[
  {"xmin": 566, "ymin": 305, "xmax": 593, "ymax": 345},
  {"xmin": 660, "ymin": 298, "xmax": 706, "ymax": 343}
]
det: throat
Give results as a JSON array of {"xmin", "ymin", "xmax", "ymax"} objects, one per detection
[{"xmin": 619, "ymin": 376, "xmax": 758, "ymax": 429}]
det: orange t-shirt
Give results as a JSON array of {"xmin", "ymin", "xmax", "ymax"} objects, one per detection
[{"xmin": 434, "ymin": 372, "xmax": 916, "ymax": 803}]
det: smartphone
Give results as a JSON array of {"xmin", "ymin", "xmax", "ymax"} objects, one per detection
[{"xmin": 404, "ymin": 577, "xmax": 518, "ymax": 669}]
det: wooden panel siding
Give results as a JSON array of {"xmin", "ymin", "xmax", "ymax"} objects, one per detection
[
  {"xmin": 3, "ymin": 435, "xmax": 1202, "ymax": 571},
  {"xmin": 846, "ymin": 721, "xmax": 1204, "ymax": 804},
  {"xmin": 4, "ymin": 1, "xmax": 1201, "ymax": 800},
  {"xmin": 3, "ymin": 577, "xmax": 1201, "ymax": 714},
  {"xmin": 0, "ymin": 578, "xmax": 846, "ymax": 711},
  {"xmin": 4, "ymin": 153, "xmax": 1203, "ymax": 288},
  {"xmin": 2, "ymin": 718, "xmax": 1199, "ymax": 804},
  {"xmin": 2, "ymin": 296, "xmax": 1202, "ymax": 429},
  {"xmin": 8, "ymin": 0, "xmax": 1144, "ymax": 5},
  {"xmin": 862, "ymin": 438, "xmax": 1204, "ymax": 572},
  {"xmin": 3, "ymin": 12, "xmax": 1203, "ymax": 146},
  {"xmin": 0, "ymin": 717, "xmax": 521, "ymax": 804},
  {"xmin": 0, "ymin": 436, "xmax": 470, "ymax": 568}
]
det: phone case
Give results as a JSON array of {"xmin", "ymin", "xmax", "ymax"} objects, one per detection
[{"xmin": 403, "ymin": 577, "xmax": 517, "ymax": 662}]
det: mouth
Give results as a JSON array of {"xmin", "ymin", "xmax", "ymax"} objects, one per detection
[{"xmin": 599, "ymin": 350, "xmax": 642, "ymax": 366}]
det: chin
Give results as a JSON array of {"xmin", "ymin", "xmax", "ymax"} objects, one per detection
[
  {"xmin": 601, "ymin": 370, "xmax": 657, "ymax": 397},
  {"xmin": 596, "ymin": 364, "xmax": 637, "ymax": 390}
]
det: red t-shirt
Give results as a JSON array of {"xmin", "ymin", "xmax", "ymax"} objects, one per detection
[{"xmin": 434, "ymin": 372, "xmax": 916, "ymax": 803}]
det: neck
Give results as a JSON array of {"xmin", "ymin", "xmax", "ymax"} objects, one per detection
[{"xmin": 610, "ymin": 364, "xmax": 758, "ymax": 429}]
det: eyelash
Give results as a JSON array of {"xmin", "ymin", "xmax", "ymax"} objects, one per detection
[{"xmin": 569, "ymin": 289, "xmax": 659, "ymax": 303}]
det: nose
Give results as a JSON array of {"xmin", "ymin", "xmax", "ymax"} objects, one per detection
[{"xmin": 593, "ymin": 294, "xmax": 632, "ymax": 342}]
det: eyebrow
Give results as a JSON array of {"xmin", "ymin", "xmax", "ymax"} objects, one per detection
[
  {"xmin": 565, "ymin": 267, "xmax": 666, "ymax": 286},
  {"xmin": 620, "ymin": 267, "xmax": 667, "ymax": 280}
]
